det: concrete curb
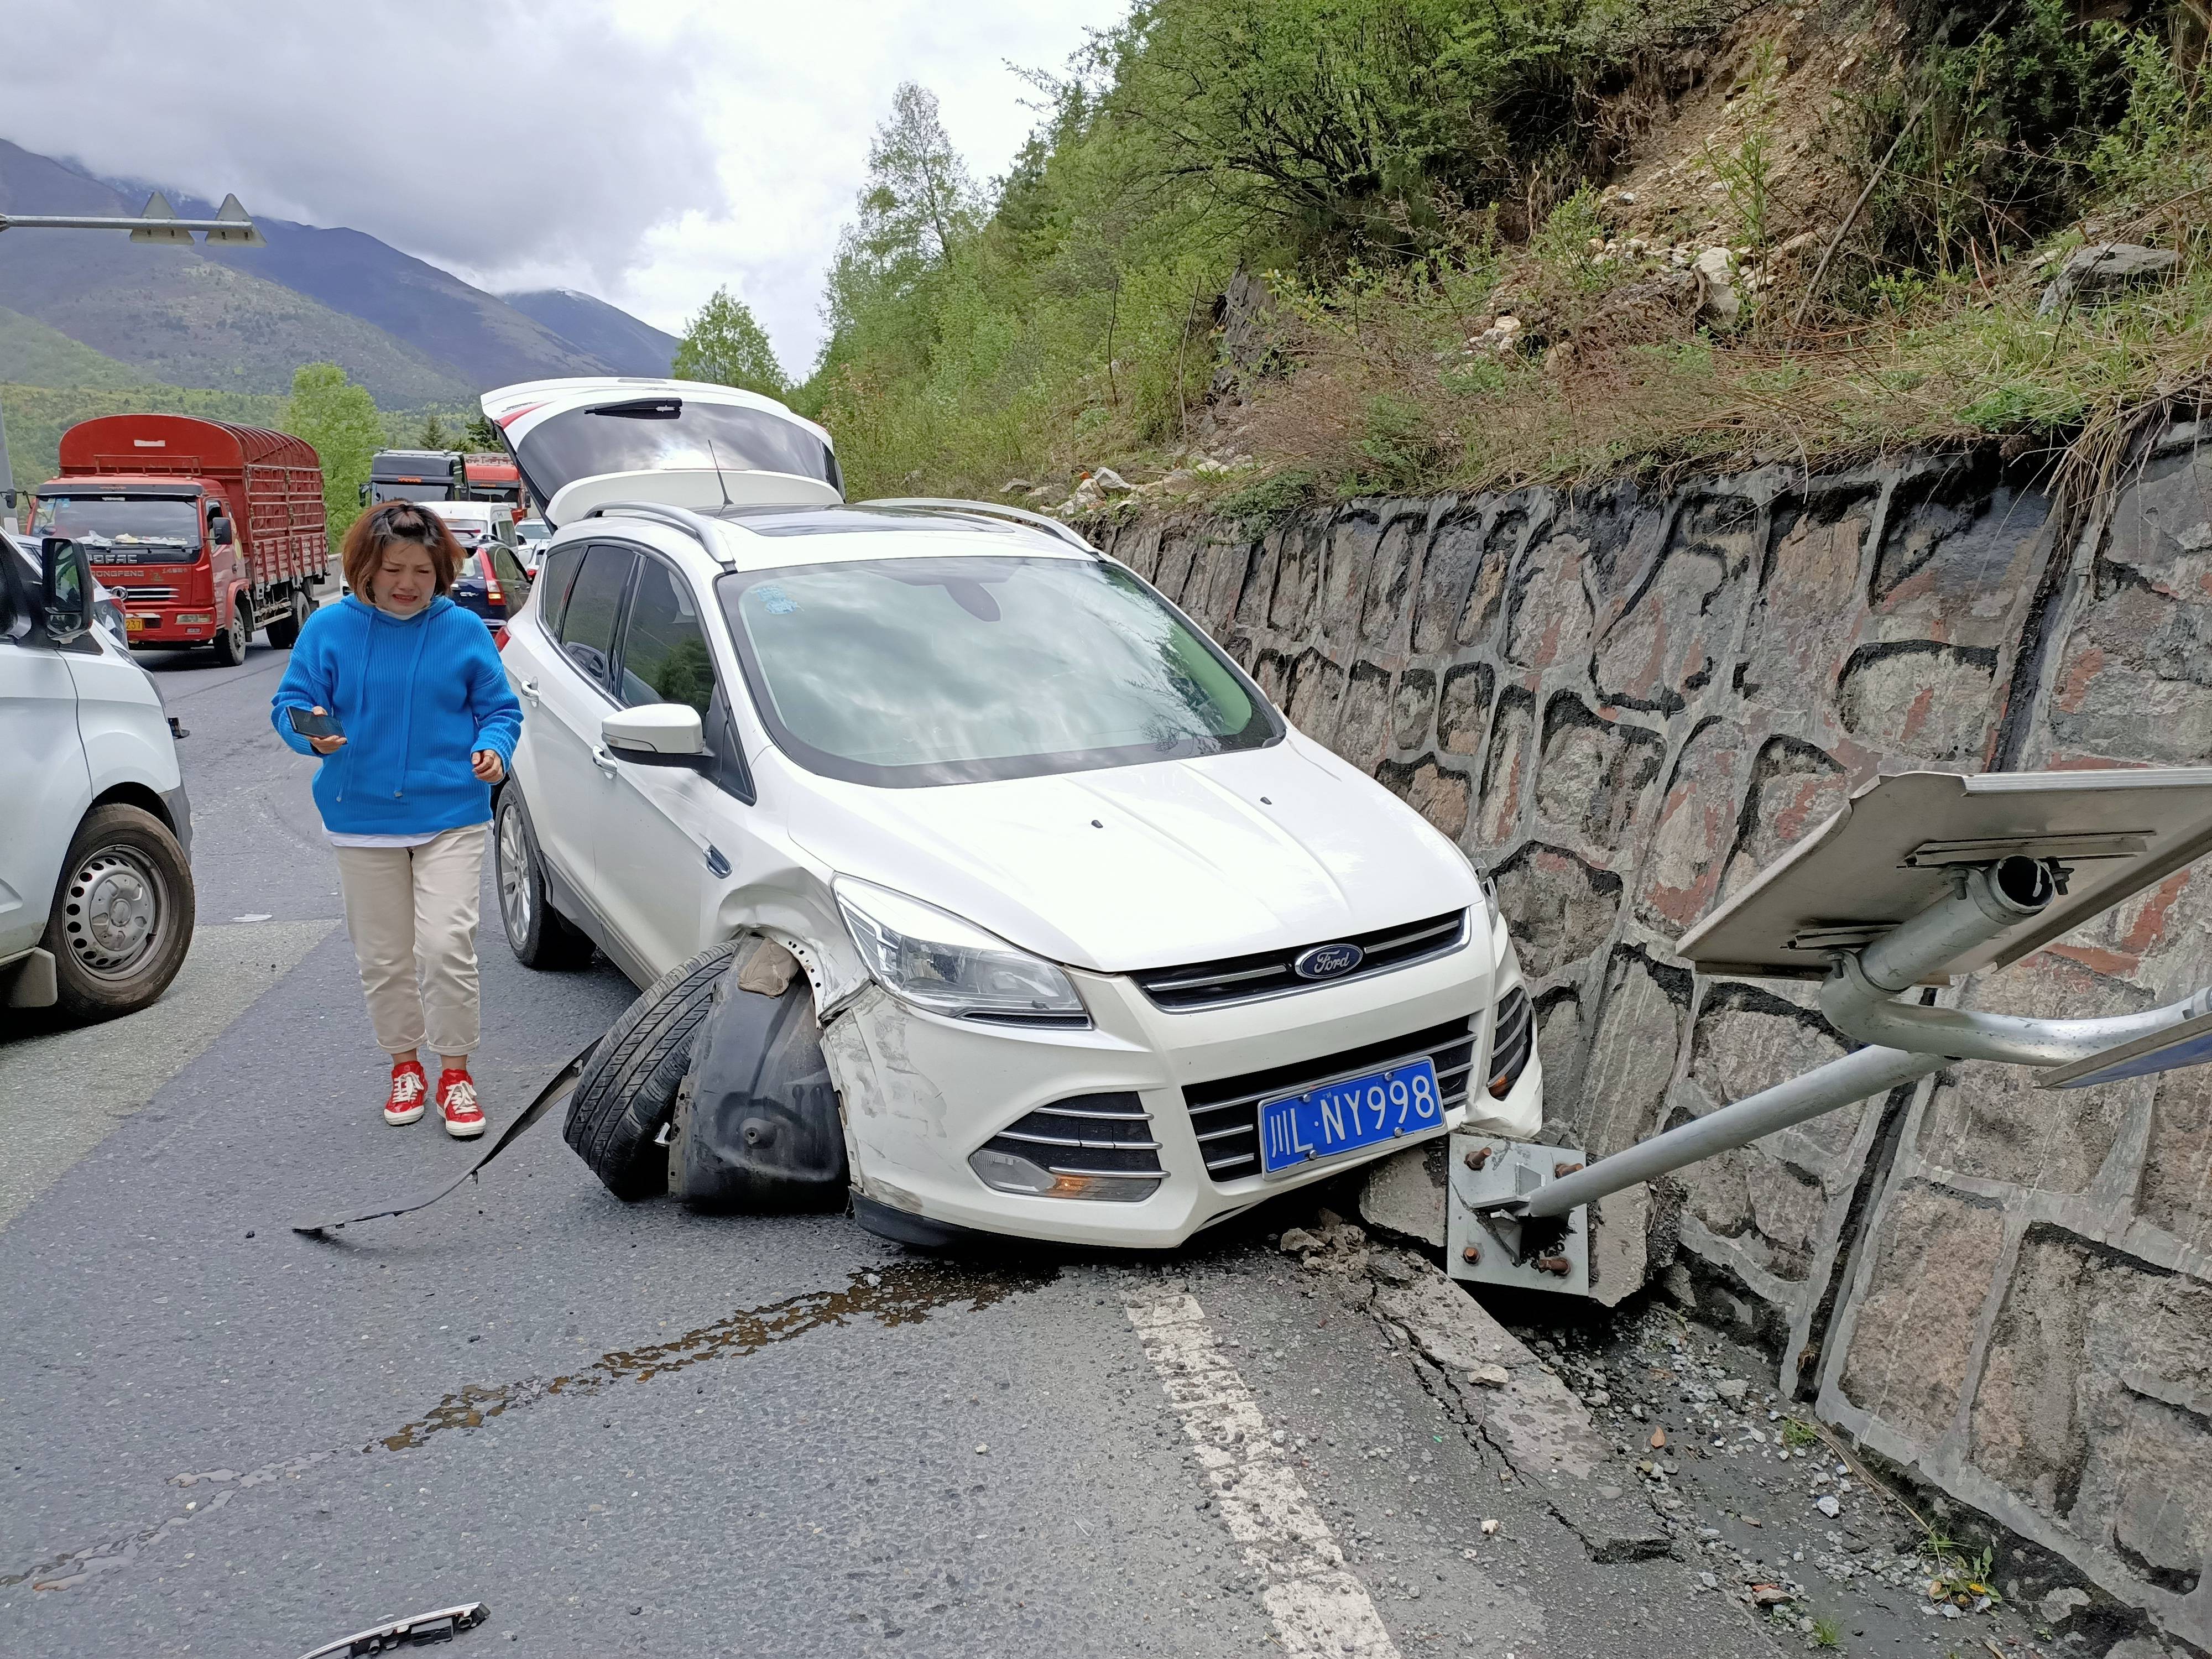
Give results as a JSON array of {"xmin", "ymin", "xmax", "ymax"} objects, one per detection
[{"xmin": 1282, "ymin": 1223, "xmax": 1670, "ymax": 1562}]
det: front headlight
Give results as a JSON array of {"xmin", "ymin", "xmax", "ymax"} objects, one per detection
[{"xmin": 833, "ymin": 877, "xmax": 1088, "ymax": 1026}]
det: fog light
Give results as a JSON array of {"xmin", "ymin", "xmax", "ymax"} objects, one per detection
[
  {"xmin": 175, "ymin": 612, "xmax": 212, "ymax": 625},
  {"xmin": 968, "ymin": 1147, "xmax": 1160, "ymax": 1203}
]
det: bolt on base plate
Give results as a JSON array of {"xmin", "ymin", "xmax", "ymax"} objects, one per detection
[{"xmin": 1447, "ymin": 1135, "xmax": 1592, "ymax": 1296}]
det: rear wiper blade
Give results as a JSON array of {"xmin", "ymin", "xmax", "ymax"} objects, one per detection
[{"xmin": 292, "ymin": 1600, "xmax": 489, "ymax": 1657}]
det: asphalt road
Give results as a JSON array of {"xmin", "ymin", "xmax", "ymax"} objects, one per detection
[{"xmin": 0, "ymin": 629, "xmax": 1791, "ymax": 1659}]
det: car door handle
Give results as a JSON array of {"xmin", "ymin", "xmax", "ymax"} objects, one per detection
[
  {"xmin": 591, "ymin": 746, "xmax": 619, "ymax": 775},
  {"xmin": 515, "ymin": 677, "xmax": 540, "ymax": 705}
]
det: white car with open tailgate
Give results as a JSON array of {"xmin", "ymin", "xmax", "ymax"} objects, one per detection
[{"xmin": 484, "ymin": 376, "xmax": 1541, "ymax": 1248}]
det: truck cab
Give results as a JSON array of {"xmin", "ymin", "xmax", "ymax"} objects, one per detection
[
  {"xmin": 365, "ymin": 449, "xmax": 466, "ymax": 505},
  {"xmin": 30, "ymin": 414, "xmax": 328, "ymax": 667},
  {"xmin": 0, "ymin": 535, "xmax": 195, "ymax": 1020}
]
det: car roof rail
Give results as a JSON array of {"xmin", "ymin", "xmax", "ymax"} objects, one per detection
[
  {"xmin": 580, "ymin": 500, "xmax": 722, "ymax": 548},
  {"xmin": 859, "ymin": 497, "xmax": 1100, "ymax": 556}
]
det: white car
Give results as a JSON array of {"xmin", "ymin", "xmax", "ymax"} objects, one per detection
[
  {"xmin": 0, "ymin": 534, "xmax": 195, "ymax": 1019},
  {"xmin": 486, "ymin": 377, "xmax": 1540, "ymax": 1248},
  {"xmin": 513, "ymin": 517, "xmax": 552, "ymax": 575},
  {"xmin": 423, "ymin": 498, "xmax": 516, "ymax": 547}
]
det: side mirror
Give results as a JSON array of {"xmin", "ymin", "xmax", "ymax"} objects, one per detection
[
  {"xmin": 602, "ymin": 703, "xmax": 709, "ymax": 769},
  {"xmin": 358, "ymin": 483, "xmax": 371, "ymax": 507},
  {"xmin": 40, "ymin": 536, "xmax": 94, "ymax": 643},
  {"xmin": 211, "ymin": 517, "xmax": 234, "ymax": 546}
]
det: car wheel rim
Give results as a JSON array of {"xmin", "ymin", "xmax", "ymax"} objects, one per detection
[
  {"xmin": 498, "ymin": 806, "xmax": 534, "ymax": 941},
  {"xmin": 61, "ymin": 846, "xmax": 168, "ymax": 980}
]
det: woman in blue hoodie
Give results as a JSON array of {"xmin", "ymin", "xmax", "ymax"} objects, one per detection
[{"xmin": 273, "ymin": 502, "xmax": 523, "ymax": 1138}]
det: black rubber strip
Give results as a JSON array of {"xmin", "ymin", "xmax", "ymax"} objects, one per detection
[{"xmin": 291, "ymin": 1043, "xmax": 596, "ymax": 1237}]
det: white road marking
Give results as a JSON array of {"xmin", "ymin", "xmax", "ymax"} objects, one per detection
[
  {"xmin": 1128, "ymin": 1292, "xmax": 1402, "ymax": 1658},
  {"xmin": 0, "ymin": 920, "xmax": 335, "ymax": 1228}
]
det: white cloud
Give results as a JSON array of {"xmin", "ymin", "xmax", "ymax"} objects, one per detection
[{"xmin": 2, "ymin": 0, "xmax": 1121, "ymax": 374}]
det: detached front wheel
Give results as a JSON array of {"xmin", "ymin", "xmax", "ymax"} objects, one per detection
[
  {"xmin": 40, "ymin": 804, "xmax": 196, "ymax": 1022},
  {"xmin": 565, "ymin": 941, "xmax": 739, "ymax": 1201}
]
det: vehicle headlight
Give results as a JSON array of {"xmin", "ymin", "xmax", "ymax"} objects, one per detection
[{"xmin": 833, "ymin": 877, "xmax": 1088, "ymax": 1026}]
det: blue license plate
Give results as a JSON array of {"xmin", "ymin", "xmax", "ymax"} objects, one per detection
[{"xmin": 1259, "ymin": 1057, "xmax": 1443, "ymax": 1174}]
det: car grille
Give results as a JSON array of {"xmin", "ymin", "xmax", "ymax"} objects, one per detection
[
  {"xmin": 977, "ymin": 1092, "xmax": 1164, "ymax": 1177},
  {"xmin": 1182, "ymin": 1015, "xmax": 1478, "ymax": 1182},
  {"xmin": 1133, "ymin": 910, "xmax": 1468, "ymax": 1012},
  {"xmin": 116, "ymin": 586, "xmax": 176, "ymax": 603},
  {"xmin": 1487, "ymin": 985, "xmax": 1533, "ymax": 1097}
]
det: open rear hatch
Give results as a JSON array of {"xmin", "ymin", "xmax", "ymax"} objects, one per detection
[{"xmin": 481, "ymin": 379, "xmax": 842, "ymax": 526}]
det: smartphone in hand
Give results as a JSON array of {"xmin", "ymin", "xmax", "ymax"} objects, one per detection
[{"xmin": 287, "ymin": 706, "xmax": 343, "ymax": 740}]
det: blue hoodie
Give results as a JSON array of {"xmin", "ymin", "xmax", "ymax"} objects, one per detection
[{"xmin": 272, "ymin": 596, "xmax": 523, "ymax": 838}]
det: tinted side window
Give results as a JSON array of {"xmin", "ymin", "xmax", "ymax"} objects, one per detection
[
  {"xmin": 617, "ymin": 558, "xmax": 717, "ymax": 715},
  {"xmin": 536, "ymin": 541, "xmax": 583, "ymax": 633},
  {"xmin": 489, "ymin": 543, "xmax": 529, "ymax": 592},
  {"xmin": 557, "ymin": 544, "xmax": 634, "ymax": 692}
]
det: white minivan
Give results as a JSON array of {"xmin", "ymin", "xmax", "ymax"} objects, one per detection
[
  {"xmin": 0, "ymin": 535, "xmax": 195, "ymax": 1020},
  {"xmin": 484, "ymin": 378, "xmax": 1541, "ymax": 1250}
]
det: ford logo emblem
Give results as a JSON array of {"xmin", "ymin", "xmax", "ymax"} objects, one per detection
[{"xmin": 1293, "ymin": 942, "xmax": 1365, "ymax": 981}]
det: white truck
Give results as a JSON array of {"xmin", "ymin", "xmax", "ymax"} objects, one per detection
[{"xmin": 0, "ymin": 534, "xmax": 195, "ymax": 1020}]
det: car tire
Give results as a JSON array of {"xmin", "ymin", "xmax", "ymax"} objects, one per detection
[
  {"xmin": 212, "ymin": 602, "xmax": 248, "ymax": 666},
  {"xmin": 493, "ymin": 788, "xmax": 594, "ymax": 971},
  {"xmin": 565, "ymin": 940, "xmax": 739, "ymax": 1201},
  {"xmin": 41, "ymin": 803, "xmax": 196, "ymax": 1022},
  {"xmin": 265, "ymin": 589, "xmax": 310, "ymax": 650}
]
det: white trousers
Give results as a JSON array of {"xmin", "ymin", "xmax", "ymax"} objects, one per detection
[{"xmin": 333, "ymin": 823, "xmax": 487, "ymax": 1058}]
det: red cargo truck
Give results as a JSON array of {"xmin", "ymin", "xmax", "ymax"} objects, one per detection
[{"xmin": 29, "ymin": 414, "xmax": 328, "ymax": 666}]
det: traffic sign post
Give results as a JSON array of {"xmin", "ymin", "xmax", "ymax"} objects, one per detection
[
  {"xmin": 0, "ymin": 191, "xmax": 262, "ymax": 529},
  {"xmin": 1453, "ymin": 767, "xmax": 2212, "ymax": 1291}
]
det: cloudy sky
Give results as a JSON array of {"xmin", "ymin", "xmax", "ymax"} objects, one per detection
[{"xmin": 1, "ymin": 0, "xmax": 1123, "ymax": 374}]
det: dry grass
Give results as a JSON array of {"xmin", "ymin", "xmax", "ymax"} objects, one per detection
[{"xmin": 1203, "ymin": 195, "xmax": 2212, "ymax": 508}]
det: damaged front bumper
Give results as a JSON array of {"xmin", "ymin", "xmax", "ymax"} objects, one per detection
[{"xmin": 820, "ymin": 936, "xmax": 1541, "ymax": 1249}]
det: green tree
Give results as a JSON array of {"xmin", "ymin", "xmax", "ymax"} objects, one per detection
[
  {"xmin": 825, "ymin": 82, "xmax": 980, "ymax": 333},
  {"xmin": 671, "ymin": 287, "xmax": 789, "ymax": 398},
  {"xmin": 461, "ymin": 411, "xmax": 501, "ymax": 451},
  {"xmin": 279, "ymin": 363, "xmax": 381, "ymax": 536},
  {"xmin": 415, "ymin": 412, "xmax": 453, "ymax": 450}
]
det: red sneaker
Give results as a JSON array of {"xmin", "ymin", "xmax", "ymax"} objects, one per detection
[
  {"xmin": 437, "ymin": 1069, "xmax": 486, "ymax": 1139},
  {"xmin": 384, "ymin": 1061, "xmax": 427, "ymax": 1126}
]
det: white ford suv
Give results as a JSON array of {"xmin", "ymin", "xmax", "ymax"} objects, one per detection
[{"xmin": 486, "ymin": 378, "xmax": 1541, "ymax": 1247}]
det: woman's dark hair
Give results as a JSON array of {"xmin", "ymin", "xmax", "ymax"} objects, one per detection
[{"xmin": 341, "ymin": 502, "xmax": 465, "ymax": 602}]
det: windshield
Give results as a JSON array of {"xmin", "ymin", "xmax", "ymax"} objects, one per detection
[
  {"xmin": 32, "ymin": 495, "xmax": 202, "ymax": 562},
  {"xmin": 717, "ymin": 555, "xmax": 1279, "ymax": 787},
  {"xmin": 515, "ymin": 399, "xmax": 841, "ymax": 506},
  {"xmin": 369, "ymin": 482, "xmax": 457, "ymax": 504}
]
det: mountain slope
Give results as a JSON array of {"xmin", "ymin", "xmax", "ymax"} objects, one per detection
[
  {"xmin": 502, "ymin": 289, "xmax": 676, "ymax": 376},
  {"xmin": 0, "ymin": 142, "xmax": 474, "ymax": 403},
  {"xmin": 0, "ymin": 306, "xmax": 144, "ymax": 388},
  {"xmin": 178, "ymin": 205, "xmax": 623, "ymax": 386}
]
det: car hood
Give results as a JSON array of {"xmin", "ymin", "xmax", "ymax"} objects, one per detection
[{"xmin": 779, "ymin": 736, "xmax": 1479, "ymax": 973}]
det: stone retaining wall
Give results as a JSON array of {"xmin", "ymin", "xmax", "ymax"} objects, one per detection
[{"xmin": 1090, "ymin": 425, "xmax": 2212, "ymax": 1646}]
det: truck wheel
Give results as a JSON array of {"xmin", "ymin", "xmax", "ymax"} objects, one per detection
[
  {"xmin": 565, "ymin": 941, "xmax": 739, "ymax": 1201},
  {"xmin": 41, "ymin": 804, "xmax": 196, "ymax": 1022},
  {"xmin": 211, "ymin": 603, "xmax": 248, "ymax": 666},
  {"xmin": 493, "ymin": 789, "xmax": 594, "ymax": 970},
  {"xmin": 265, "ymin": 589, "xmax": 310, "ymax": 650}
]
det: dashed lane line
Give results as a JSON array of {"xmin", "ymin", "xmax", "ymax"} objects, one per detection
[{"xmin": 1128, "ymin": 1291, "xmax": 1404, "ymax": 1659}]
